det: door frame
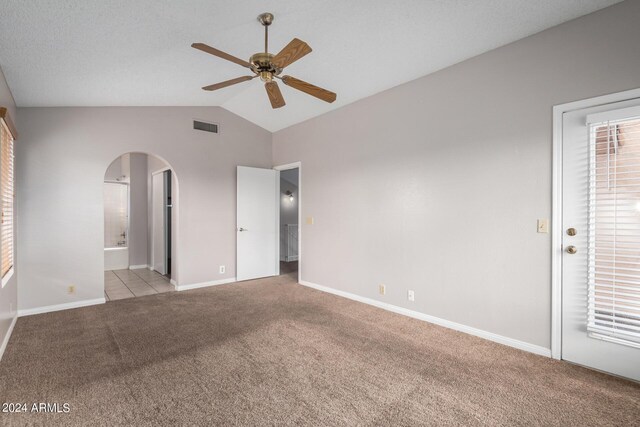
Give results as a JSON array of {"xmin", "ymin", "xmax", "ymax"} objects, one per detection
[
  {"xmin": 151, "ymin": 167, "xmax": 171, "ymax": 276},
  {"xmin": 551, "ymin": 87, "xmax": 640, "ymax": 360},
  {"xmin": 273, "ymin": 161, "xmax": 302, "ymax": 284}
]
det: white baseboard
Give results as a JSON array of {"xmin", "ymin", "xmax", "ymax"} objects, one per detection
[
  {"xmin": 170, "ymin": 279, "xmax": 177, "ymax": 287},
  {"xmin": 299, "ymin": 280, "xmax": 551, "ymax": 358},
  {"xmin": 0, "ymin": 315, "xmax": 17, "ymax": 362},
  {"xmin": 129, "ymin": 264, "xmax": 149, "ymax": 270},
  {"xmin": 18, "ymin": 298, "xmax": 106, "ymax": 317},
  {"xmin": 175, "ymin": 277, "xmax": 236, "ymax": 292}
]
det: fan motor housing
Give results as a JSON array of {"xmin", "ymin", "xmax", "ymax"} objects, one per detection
[{"xmin": 250, "ymin": 52, "xmax": 282, "ymax": 79}]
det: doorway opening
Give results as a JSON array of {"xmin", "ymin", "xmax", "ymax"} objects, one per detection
[
  {"xmin": 103, "ymin": 153, "xmax": 178, "ymax": 301},
  {"xmin": 152, "ymin": 169, "xmax": 172, "ymax": 277},
  {"xmin": 279, "ymin": 168, "xmax": 299, "ymax": 280}
]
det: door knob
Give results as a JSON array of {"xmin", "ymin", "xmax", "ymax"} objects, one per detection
[
  {"xmin": 566, "ymin": 245, "xmax": 577, "ymax": 254},
  {"xmin": 566, "ymin": 228, "xmax": 577, "ymax": 236}
]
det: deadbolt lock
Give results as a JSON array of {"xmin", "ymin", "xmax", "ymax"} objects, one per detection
[
  {"xmin": 566, "ymin": 245, "xmax": 577, "ymax": 254},
  {"xmin": 566, "ymin": 228, "xmax": 577, "ymax": 236}
]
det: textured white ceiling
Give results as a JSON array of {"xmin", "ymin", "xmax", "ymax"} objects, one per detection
[{"xmin": 0, "ymin": 0, "xmax": 622, "ymax": 131}]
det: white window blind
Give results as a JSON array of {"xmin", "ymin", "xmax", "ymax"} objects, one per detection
[
  {"xmin": 588, "ymin": 116, "xmax": 640, "ymax": 346},
  {"xmin": 0, "ymin": 119, "xmax": 14, "ymax": 278}
]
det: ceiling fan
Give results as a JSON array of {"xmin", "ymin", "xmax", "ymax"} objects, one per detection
[{"xmin": 192, "ymin": 12, "xmax": 336, "ymax": 109}]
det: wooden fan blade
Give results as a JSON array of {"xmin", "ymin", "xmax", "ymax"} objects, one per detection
[
  {"xmin": 202, "ymin": 76, "xmax": 255, "ymax": 91},
  {"xmin": 191, "ymin": 43, "xmax": 252, "ymax": 68},
  {"xmin": 265, "ymin": 81, "xmax": 286, "ymax": 109},
  {"xmin": 271, "ymin": 38, "xmax": 312, "ymax": 69},
  {"xmin": 281, "ymin": 76, "xmax": 336, "ymax": 103}
]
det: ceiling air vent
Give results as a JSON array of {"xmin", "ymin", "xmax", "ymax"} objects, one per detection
[{"xmin": 193, "ymin": 120, "xmax": 219, "ymax": 134}]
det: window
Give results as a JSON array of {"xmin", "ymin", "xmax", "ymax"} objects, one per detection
[
  {"xmin": 0, "ymin": 112, "xmax": 15, "ymax": 283},
  {"xmin": 588, "ymin": 116, "xmax": 640, "ymax": 346}
]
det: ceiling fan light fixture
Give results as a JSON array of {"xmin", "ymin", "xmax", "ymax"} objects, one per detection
[
  {"xmin": 192, "ymin": 12, "xmax": 337, "ymax": 109},
  {"xmin": 285, "ymin": 190, "xmax": 294, "ymax": 202},
  {"xmin": 259, "ymin": 71, "xmax": 273, "ymax": 82}
]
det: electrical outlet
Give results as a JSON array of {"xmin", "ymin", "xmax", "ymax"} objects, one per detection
[
  {"xmin": 537, "ymin": 219, "xmax": 549, "ymax": 233},
  {"xmin": 219, "ymin": 265, "xmax": 225, "ymax": 274},
  {"xmin": 306, "ymin": 216, "xmax": 314, "ymax": 225},
  {"xmin": 379, "ymin": 284, "xmax": 385, "ymax": 295},
  {"xmin": 408, "ymin": 290, "xmax": 415, "ymax": 302},
  {"xmin": 68, "ymin": 285, "xmax": 76, "ymax": 294}
]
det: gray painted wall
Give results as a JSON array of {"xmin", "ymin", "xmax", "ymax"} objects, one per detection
[
  {"xmin": 0, "ymin": 65, "xmax": 17, "ymax": 353},
  {"xmin": 0, "ymin": 66, "xmax": 16, "ymax": 121},
  {"xmin": 17, "ymin": 107, "xmax": 271, "ymax": 311},
  {"xmin": 104, "ymin": 154, "xmax": 129, "ymax": 182},
  {"xmin": 128, "ymin": 153, "xmax": 148, "ymax": 267},
  {"xmin": 272, "ymin": 1, "xmax": 640, "ymax": 349}
]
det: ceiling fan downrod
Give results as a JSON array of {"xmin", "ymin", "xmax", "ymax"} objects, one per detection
[{"xmin": 258, "ymin": 13, "xmax": 274, "ymax": 54}]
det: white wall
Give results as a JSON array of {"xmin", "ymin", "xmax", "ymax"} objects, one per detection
[
  {"xmin": 0, "ymin": 65, "xmax": 17, "ymax": 356},
  {"xmin": 17, "ymin": 107, "xmax": 271, "ymax": 311},
  {"xmin": 272, "ymin": 1, "xmax": 640, "ymax": 350}
]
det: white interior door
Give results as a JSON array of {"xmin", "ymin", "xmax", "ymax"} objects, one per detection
[
  {"xmin": 152, "ymin": 171, "xmax": 166, "ymax": 275},
  {"xmin": 237, "ymin": 166, "xmax": 278, "ymax": 281},
  {"xmin": 562, "ymin": 99, "xmax": 640, "ymax": 381}
]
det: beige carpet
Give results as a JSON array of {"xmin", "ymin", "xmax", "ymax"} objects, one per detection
[{"xmin": 0, "ymin": 273, "xmax": 638, "ymax": 426}]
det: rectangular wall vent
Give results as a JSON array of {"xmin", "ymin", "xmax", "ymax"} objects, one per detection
[{"xmin": 193, "ymin": 120, "xmax": 219, "ymax": 134}]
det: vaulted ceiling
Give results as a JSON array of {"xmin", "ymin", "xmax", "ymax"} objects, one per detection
[{"xmin": 0, "ymin": 0, "xmax": 622, "ymax": 131}]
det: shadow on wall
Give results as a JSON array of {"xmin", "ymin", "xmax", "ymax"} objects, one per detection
[{"xmin": 103, "ymin": 152, "xmax": 178, "ymax": 284}]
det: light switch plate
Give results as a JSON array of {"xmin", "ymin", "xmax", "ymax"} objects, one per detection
[{"xmin": 537, "ymin": 219, "xmax": 549, "ymax": 233}]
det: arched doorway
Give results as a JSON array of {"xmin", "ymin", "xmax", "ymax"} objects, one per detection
[{"xmin": 103, "ymin": 152, "xmax": 179, "ymax": 301}]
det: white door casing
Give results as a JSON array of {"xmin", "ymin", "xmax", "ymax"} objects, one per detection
[
  {"xmin": 561, "ymin": 98, "xmax": 640, "ymax": 382},
  {"xmin": 236, "ymin": 166, "xmax": 278, "ymax": 281}
]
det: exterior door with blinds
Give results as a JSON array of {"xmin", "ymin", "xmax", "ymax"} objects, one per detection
[{"xmin": 562, "ymin": 99, "xmax": 640, "ymax": 381}]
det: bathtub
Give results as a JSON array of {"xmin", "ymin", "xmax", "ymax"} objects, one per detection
[{"xmin": 104, "ymin": 247, "xmax": 129, "ymax": 271}]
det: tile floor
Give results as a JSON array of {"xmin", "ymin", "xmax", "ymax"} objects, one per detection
[{"xmin": 105, "ymin": 268, "xmax": 174, "ymax": 301}]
